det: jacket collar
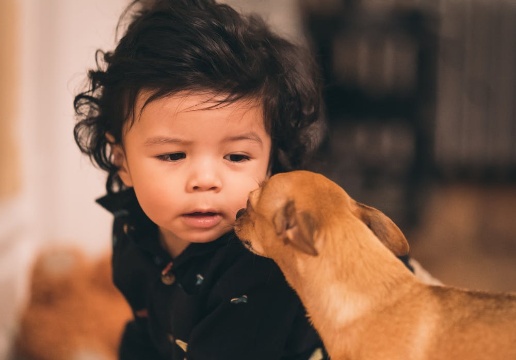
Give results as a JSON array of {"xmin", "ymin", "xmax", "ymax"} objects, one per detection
[
  {"xmin": 96, "ymin": 188, "xmax": 138, "ymax": 215},
  {"xmin": 96, "ymin": 188, "xmax": 237, "ymax": 265}
]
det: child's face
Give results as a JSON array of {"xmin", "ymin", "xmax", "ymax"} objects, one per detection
[{"xmin": 115, "ymin": 92, "xmax": 271, "ymax": 256}]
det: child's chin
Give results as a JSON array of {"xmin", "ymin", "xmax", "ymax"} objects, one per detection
[{"xmin": 186, "ymin": 229, "xmax": 230, "ymax": 244}]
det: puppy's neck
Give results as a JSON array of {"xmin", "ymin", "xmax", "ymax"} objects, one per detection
[{"xmin": 275, "ymin": 225, "xmax": 416, "ymax": 354}]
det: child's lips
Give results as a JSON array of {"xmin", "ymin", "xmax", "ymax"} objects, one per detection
[{"xmin": 182, "ymin": 211, "xmax": 222, "ymax": 229}]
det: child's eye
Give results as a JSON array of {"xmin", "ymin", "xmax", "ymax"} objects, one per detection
[
  {"xmin": 225, "ymin": 154, "xmax": 250, "ymax": 162},
  {"xmin": 157, "ymin": 153, "xmax": 186, "ymax": 162}
]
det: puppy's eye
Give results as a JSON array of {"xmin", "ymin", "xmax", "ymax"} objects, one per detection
[
  {"xmin": 236, "ymin": 208, "xmax": 246, "ymax": 219},
  {"xmin": 157, "ymin": 153, "xmax": 186, "ymax": 162}
]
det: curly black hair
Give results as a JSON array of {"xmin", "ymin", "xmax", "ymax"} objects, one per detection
[{"xmin": 74, "ymin": 0, "xmax": 322, "ymax": 193}]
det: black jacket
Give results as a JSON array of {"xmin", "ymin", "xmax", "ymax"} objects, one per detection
[{"xmin": 97, "ymin": 189, "xmax": 327, "ymax": 360}]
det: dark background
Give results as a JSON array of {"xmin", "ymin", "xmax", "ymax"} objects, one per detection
[{"xmin": 296, "ymin": 0, "xmax": 516, "ymax": 292}]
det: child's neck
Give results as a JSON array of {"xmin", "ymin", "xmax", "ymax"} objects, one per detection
[{"xmin": 159, "ymin": 231, "xmax": 190, "ymax": 258}]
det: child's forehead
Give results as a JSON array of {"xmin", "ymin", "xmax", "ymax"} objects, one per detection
[
  {"xmin": 124, "ymin": 89, "xmax": 268, "ymax": 133},
  {"xmin": 134, "ymin": 90, "xmax": 263, "ymax": 114}
]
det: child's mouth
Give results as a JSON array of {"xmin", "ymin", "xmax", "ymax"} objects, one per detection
[
  {"xmin": 186, "ymin": 212, "xmax": 218, "ymax": 217},
  {"xmin": 182, "ymin": 212, "xmax": 222, "ymax": 229}
]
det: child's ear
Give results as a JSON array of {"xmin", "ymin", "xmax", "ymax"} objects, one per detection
[{"xmin": 106, "ymin": 132, "xmax": 133, "ymax": 187}]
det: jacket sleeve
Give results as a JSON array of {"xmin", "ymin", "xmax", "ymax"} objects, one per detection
[{"xmin": 185, "ymin": 252, "xmax": 327, "ymax": 360}]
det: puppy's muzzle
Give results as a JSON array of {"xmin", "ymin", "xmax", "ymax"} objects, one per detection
[{"xmin": 234, "ymin": 208, "xmax": 253, "ymax": 250}]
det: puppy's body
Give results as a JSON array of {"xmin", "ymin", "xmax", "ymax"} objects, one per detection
[{"xmin": 235, "ymin": 171, "xmax": 516, "ymax": 360}]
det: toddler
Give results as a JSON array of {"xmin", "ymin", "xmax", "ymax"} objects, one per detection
[{"xmin": 74, "ymin": 0, "xmax": 326, "ymax": 359}]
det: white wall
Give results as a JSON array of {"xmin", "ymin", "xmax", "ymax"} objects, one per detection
[
  {"xmin": 16, "ymin": 0, "xmax": 129, "ymax": 256},
  {"xmin": 0, "ymin": 1, "xmax": 128, "ymax": 357}
]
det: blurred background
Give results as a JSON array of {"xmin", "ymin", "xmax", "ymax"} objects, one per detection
[{"xmin": 1, "ymin": 0, "xmax": 515, "ymax": 357}]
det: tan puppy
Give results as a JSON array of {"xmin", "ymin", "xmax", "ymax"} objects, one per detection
[{"xmin": 234, "ymin": 170, "xmax": 516, "ymax": 360}]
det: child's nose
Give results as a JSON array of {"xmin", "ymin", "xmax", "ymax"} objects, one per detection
[{"xmin": 186, "ymin": 165, "xmax": 222, "ymax": 192}]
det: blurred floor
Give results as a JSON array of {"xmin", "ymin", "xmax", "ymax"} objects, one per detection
[{"xmin": 409, "ymin": 183, "xmax": 516, "ymax": 293}]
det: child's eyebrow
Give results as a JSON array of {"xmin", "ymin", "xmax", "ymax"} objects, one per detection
[
  {"xmin": 224, "ymin": 132, "xmax": 263, "ymax": 145},
  {"xmin": 143, "ymin": 136, "xmax": 186, "ymax": 146},
  {"xmin": 142, "ymin": 132, "xmax": 263, "ymax": 147}
]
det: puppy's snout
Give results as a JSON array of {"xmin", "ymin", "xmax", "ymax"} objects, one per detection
[{"xmin": 236, "ymin": 208, "xmax": 246, "ymax": 220}]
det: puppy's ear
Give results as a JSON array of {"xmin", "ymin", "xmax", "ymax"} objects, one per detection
[
  {"xmin": 273, "ymin": 200, "xmax": 319, "ymax": 256},
  {"xmin": 354, "ymin": 202, "xmax": 409, "ymax": 256}
]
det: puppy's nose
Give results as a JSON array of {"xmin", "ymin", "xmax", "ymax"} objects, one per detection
[{"xmin": 236, "ymin": 208, "xmax": 246, "ymax": 219}]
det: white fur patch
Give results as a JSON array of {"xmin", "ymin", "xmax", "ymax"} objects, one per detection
[
  {"xmin": 329, "ymin": 287, "xmax": 372, "ymax": 325},
  {"xmin": 292, "ymin": 256, "xmax": 372, "ymax": 326},
  {"xmin": 410, "ymin": 312, "xmax": 436, "ymax": 360},
  {"xmin": 72, "ymin": 348, "xmax": 111, "ymax": 360}
]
